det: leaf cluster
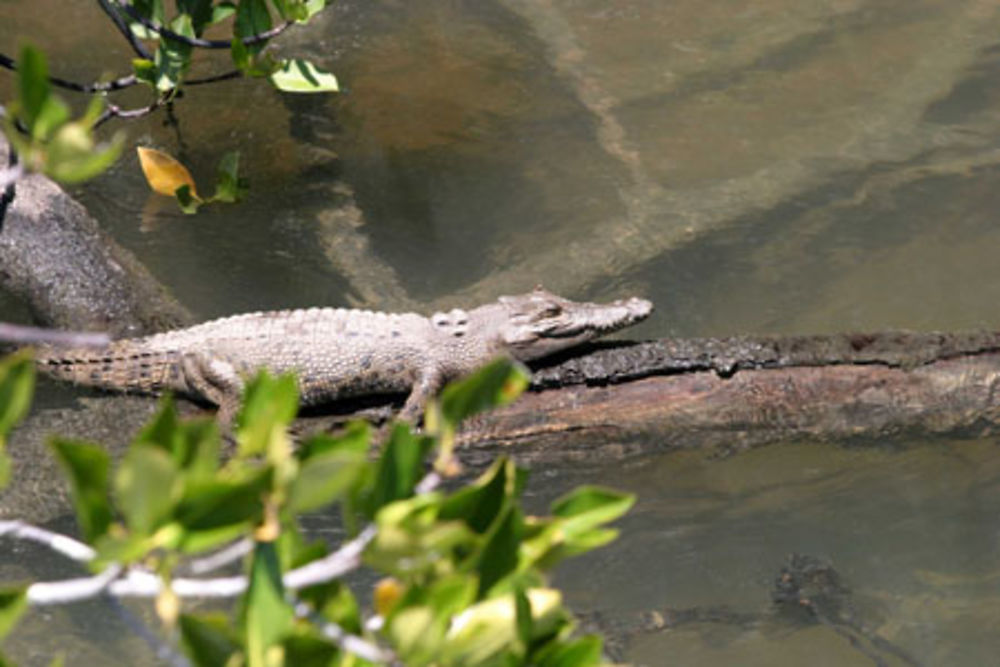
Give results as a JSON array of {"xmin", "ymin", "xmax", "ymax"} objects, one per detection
[
  {"xmin": 129, "ymin": 0, "xmax": 338, "ymax": 93},
  {"xmin": 0, "ymin": 357, "xmax": 634, "ymax": 666},
  {"xmin": 2, "ymin": 46, "xmax": 123, "ymax": 183}
]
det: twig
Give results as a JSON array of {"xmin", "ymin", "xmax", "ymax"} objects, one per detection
[
  {"xmin": 23, "ymin": 524, "xmax": 377, "ymax": 604},
  {"xmin": 93, "ymin": 98, "xmax": 164, "ymax": 129},
  {"xmin": 0, "ymin": 52, "xmax": 137, "ymax": 94},
  {"xmin": 182, "ymin": 537, "xmax": 253, "ymax": 575},
  {"xmin": 0, "ymin": 520, "xmax": 97, "ymax": 562},
  {"xmin": 96, "ymin": 0, "xmax": 153, "ymax": 60},
  {"xmin": 29, "ymin": 563, "xmax": 123, "ymax": 605},
  {"xmin": 292, "ymin": 596, "xmax": 396, "ymax": 664},
  {"xmin": 283, "ymin": 524, "xmax": 376, "ymax": 590},
  {"xmin": 0, "ymin": 322, "xmax": 111, "ymax": 347},
  {"xmin": 114, "ymin": 0, "xmax": 294, "ymax": 49},
  {"xmin": 186, "ymin": 70, "xmax": 243, "ymax": 86}
]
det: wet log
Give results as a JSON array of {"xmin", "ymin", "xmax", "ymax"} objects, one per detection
[{"xmin": 456, "ymin": 332, "xmax": 1000, "ymax": 464}]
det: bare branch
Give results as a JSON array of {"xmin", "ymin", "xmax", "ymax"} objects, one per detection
[
  {"xmin": 29, "ymin": 563, "xmax": 123, "ymax": 605},
  {"xmin": 283, "ymin": 524, "xmax": 377, "ymax": 590},
  {"xmin": 186, "ymin": 70, "xmax": 243, "ymax": 86},
  {"xmin": 23, "ymin": 524, "xmax": 378, "ymax": 604},
  {"xmin": 0, "ymin": 52, "xmax": 137, "ymax": 94},
  {"xmin": 0, "ymin": 520, "xmax": 97, "ymax": 562},
  {"xmin": 113, "ymin": 0, "xmax": 294, "ymax": 50},
  {"xmin": 0, "ymin": 322, "xmax": 111, "ymax": 347},
  {"xmin": 292, "ymin": 597, "xmax": 396, "ymax": 664},
  {"xmin": 182, "ymin": 537, "xmax": 253, "ymax": 575},
  {"xmin": 93, "ymin": 98, "xmax": 164, "ymax": 129}
]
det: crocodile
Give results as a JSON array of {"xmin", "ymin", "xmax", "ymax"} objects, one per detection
[{"xmin": 33, "ymin": 287, "xmax": 653, "ymax": 423}]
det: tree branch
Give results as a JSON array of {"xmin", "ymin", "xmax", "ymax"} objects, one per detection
[
  {"xmin": 292, "ymin": 596, "xmax": 396, "ymax": 664},
  {"xmin": 0, "ymin": 323, "xmax": 111, "ymax": 348},
  {"xmin": 93, "ymin": 98, "xmax": 165, "ymax": 129},
  {"xmin": 96, "ymin": 0, "xmax": 153, "ymax": 60},
  {"xmin": 17, "ymin": 522, "xmax": 379, "ymax": 604},
  {"xmin": 0, "ymin": 520, "xmax": 97, "ymax": 562},
  {"xmin": 0, "ymin": 52, "xmax": 137, "ymax": 93}
]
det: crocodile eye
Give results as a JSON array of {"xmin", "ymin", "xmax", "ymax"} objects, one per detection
[{"xmin": 542, "ymin": 304, "xmax": 562, "ymax": 317}]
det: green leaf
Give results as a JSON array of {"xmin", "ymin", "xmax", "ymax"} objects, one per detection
[
  {"xmin": 135, "ymin": 398, "xmax": 220, "ymax": 485},
  {"xmin": 174, "ymin": 471, "xmax": 270, "ymax": 533},
  {"xmin": 298, "ymin": 421, "xmax": 370, "ymax": 460},
  {"xmin": 269, "ymin": 58, "xmax": 339, "ymax": 93},
  {"xmin": 179, "ymin": 612, "xmax": 241, "ymax": 667},
  {"xmin": 244, "ymin": 541, "xmax": 293, "ymax": 667},
  {"xmin": 16, "ymin": 45, "xmax": 53, "ymax": 132},
  {"xmin": 299, "ymin": 580, "xmax": 361, "ymax": 634},
  {"xmin": 442, "ymin": 589, "xmax": 566, "ymax": 664},
  {"xmin": 236, "ymin": 372, "xmax": 298, "ymax": 457},
  {"xmin": 45, "ymin": 121, "xmax": 124, "ymax": 184},
  {"xmin": 177, "ymin": 0, "xmax": 214, "ymax": 35},
  {"xmin": 475, "ymin": 504, "xmax": 522, "ymax": 597},
  {"xmin": 115, "ymin": 444, "xmax": 180, "ymax": 535},
  {"xmin": 235, "ymin": 0, "xmax": 273, "ymax": 56},
  {"xmin": 439, "ymin": 358, "xmax": 529, "ymax": 428},
  {"xmin": 132, "ymin": 0, "xmax": 166, "ymax": 24},
  {"xmin": 366, "ymin": 423, "xmax": 433, "ymax": 517},
  {"xmin": 282, "ymin": 634, "xmax": 339, "ymax": 666},
  {"xmin": 300, "ymin": 0, "xmax": 327, "ymax": 22},
  {"xmin": 514, "ymin": 586, "xmax": 532, "ymax": 650},
  {"xmin": 534, "ymin": 635, "xmax": 603, "ymax": 666},
  {"xmin": 211, "ymin": 150, "xmax": 248, "ymax": 203},
  {"xmin": 153, "ymin": 14, "xmax": 195, "ymax": 90},
  {"xmin": 289, "ymin": 444, "xmax": 368, "ymax": 513},
  {"xmin": 0, "ymin": 351, "xmax": 36, "ymax": 444},
  {"xmin": 522, "ymin": 487, "xmax": 635, "ymax": 571},
  {"xmin": 439, "ymin": 457, "xmax": 524, "ymax": 534},
  {"xmin": 132, "ymin": 58, "xmax": 157, "ymax": 87},
  {"xmin": 49, "ymin": 439, "xmax": 113, "ymax": 542},
  {"xmin": 551, "ymin": 485, "xmax": 635, "ymax": 526},
  {"xmin": 0, "ymin": 588, "xmax": 26, "ymax": 640},
  {"xmin": 368, "ymin": 495, "xmax": 473, "ymax": 577},
  {"xmin": 174, "ymin": 184, "xmax": 202, "ymax": 214},
  {"xmin": 230, "ymin": 36, "xmax": 251, "ymax": 72},
  {"xmin": 212, "ymin": 2, "xmax": 238, "ymax": 24}
]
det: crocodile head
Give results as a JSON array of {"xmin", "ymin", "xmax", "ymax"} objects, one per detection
[{"xmin": 493, "ymin": 287, "xmax": 653, "ymax": 361}]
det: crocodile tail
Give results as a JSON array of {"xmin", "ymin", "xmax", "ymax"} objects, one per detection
[{"xmin": 32, "ymin": 343, "xmax": 184, "ymax": 395}]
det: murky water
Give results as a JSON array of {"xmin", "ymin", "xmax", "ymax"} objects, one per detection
[{"xmin": 4, "ymin": 0, "xmax": 1000, "ymax": 664}]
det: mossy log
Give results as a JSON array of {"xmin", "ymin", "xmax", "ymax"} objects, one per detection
[{"xmin": 455, "ymin": 332, "xmax": 1000, "ymax": 463}]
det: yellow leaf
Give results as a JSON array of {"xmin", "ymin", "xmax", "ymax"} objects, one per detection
[
  {"xmin": 374, "ymin": 577, "xmax": 404, "ymax": 616},
  {"xmin": 136, "ymin": 146, "xmax": 201, "ymax": 200}
]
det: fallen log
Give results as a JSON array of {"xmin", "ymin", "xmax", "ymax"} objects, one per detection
[
  {"xmin": 456, "ymin": 332, "xmax": 1000, "ymax": 464},
  {"xmin": 0, "ymin": 138, "xmax": 191, "ymax": 337}
]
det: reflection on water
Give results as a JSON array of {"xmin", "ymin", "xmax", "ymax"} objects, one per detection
[
  {"xmin": 3, "ymin": 0, "xmax": 1000, "ymax": 664},
  {"xmin": 535, "ymin": 440, "xmax": 1000, "ymax": 665}
]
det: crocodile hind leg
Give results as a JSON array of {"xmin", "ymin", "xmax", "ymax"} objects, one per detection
[{"xmin": 180, "ymin": 353, "xmax": 245, "ymax": 425}]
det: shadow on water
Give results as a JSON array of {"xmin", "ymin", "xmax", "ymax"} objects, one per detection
[{"xmin": 3, "ymin": 0, "xmax": 1000, "ymax": 664}]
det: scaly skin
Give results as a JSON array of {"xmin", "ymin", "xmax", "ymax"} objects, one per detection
[{"xmin": 34, "ymin": 287, "xmax": 653, "ymax": 422}]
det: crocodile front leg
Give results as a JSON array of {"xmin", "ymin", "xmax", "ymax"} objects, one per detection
[{"xmin": 398, "ymin": 367, "xmax": 444, "ymax": 424}]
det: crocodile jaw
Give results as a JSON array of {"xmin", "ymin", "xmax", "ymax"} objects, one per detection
[{"xmin": 496, "ymin": 288, "xmax": 653, "ymax": 361}]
